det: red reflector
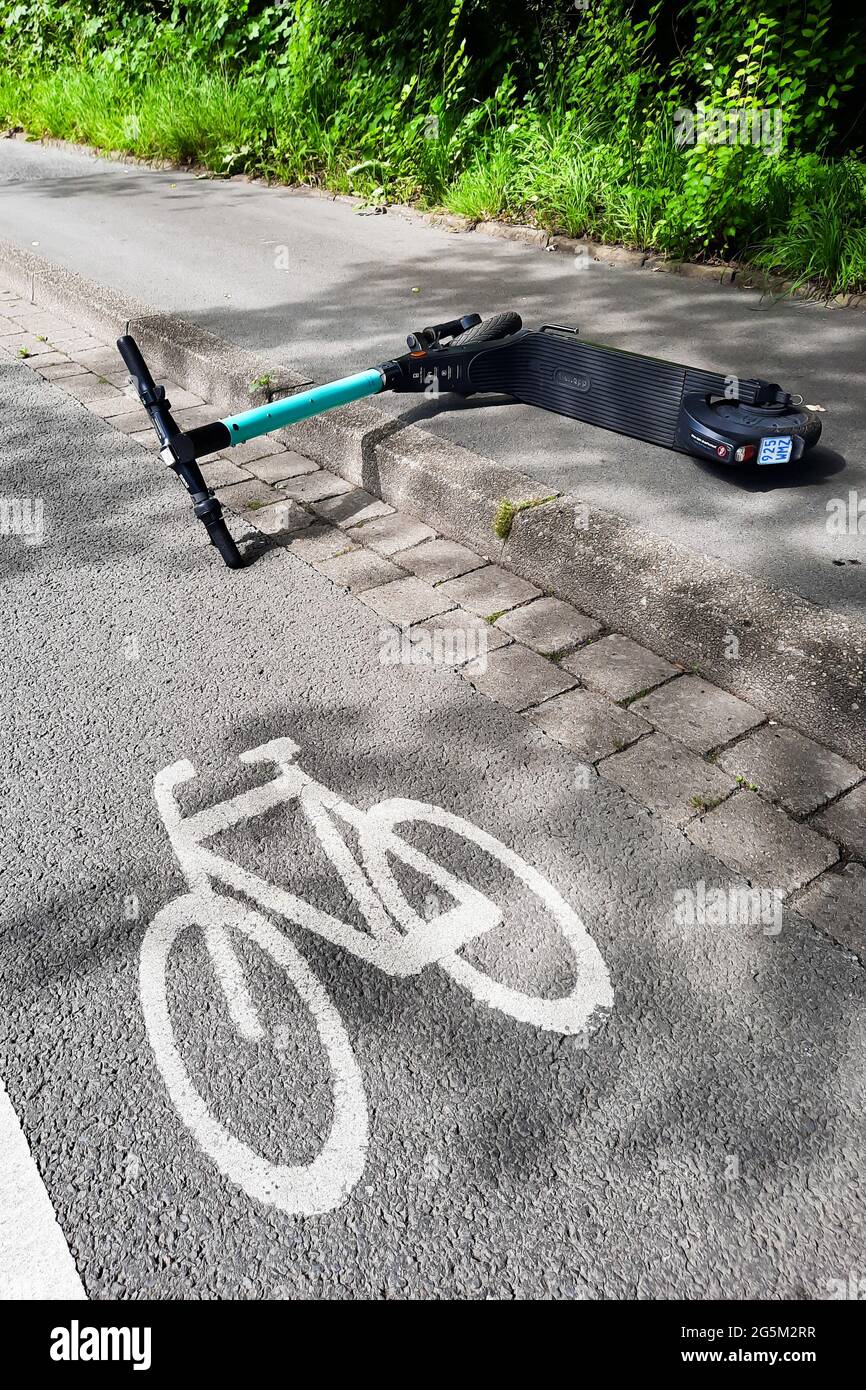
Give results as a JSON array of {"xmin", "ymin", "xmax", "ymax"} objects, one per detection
[{"xmin": 734, "ymin": 444, "xmax": 757, "ymax": 462}]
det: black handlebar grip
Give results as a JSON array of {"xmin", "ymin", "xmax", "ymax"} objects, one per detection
[{"xmin": 116, "ymin": 334, "xmax": 157, "ymax": 399}]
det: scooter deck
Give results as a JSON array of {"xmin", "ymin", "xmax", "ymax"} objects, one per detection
[{"xmin": 464, "ymin": 328, "xmax": 765, "ymax": 452}]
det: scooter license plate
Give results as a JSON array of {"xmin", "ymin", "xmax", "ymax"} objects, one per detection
[{"xmin": 758, "ymin": 435, "xmax": 793, "ymax": 464}]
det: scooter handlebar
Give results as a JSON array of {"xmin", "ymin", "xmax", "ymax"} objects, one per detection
[
  {"xmin": 115, "ymin": 335, "xmax": 245, "ymax": 571},
  {"xmin": 117, "ymin": 334, "xmax": 159, "ymax": 404}
]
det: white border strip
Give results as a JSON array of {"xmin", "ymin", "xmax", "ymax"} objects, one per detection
[{"xmin": 0, "ymin": 1075, "xmax": 86, "ymax": 1300}]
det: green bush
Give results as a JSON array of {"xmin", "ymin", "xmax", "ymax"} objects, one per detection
[{"xmin": 0, "ymin": 0, "xmax": 864, "ymax": 292}]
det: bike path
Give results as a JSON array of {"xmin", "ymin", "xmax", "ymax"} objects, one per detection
[
  {"xmin": 1, "ymin": 357, "xmax": 864, "ymax": 1299},
  {"xmin": 0, "ymin": 138, "xmax": 863, "ymax": 616}
]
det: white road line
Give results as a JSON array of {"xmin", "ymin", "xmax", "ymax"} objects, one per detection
[{"xmin": 0, "ymin": 1075, "xmax": 87, "ymax": 1300}]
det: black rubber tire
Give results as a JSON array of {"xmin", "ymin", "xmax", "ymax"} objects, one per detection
[
  {"xmin": 708, "ymin": 399, "xmax": 823, "ymax": 455},
  {"xmin": 764, "ymin": 409, "xmax": 822, "ymax": 452},
  {"xmin": 449, "ymin": 312, "xmax": 522, "ymax": 347},
  {"xmin": 796, "ymin": 411, "xmax": 822, "ymax": 450}
]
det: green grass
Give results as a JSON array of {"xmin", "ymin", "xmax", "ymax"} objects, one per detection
[
  {"xmin": 0, "ymin": 65, "xmax": 272, "ymax": 171},
  {"xmin": 492, "ymin": 494, "xmax": 557, "ymax": 540},
  {"xmin": 448, "ymin": 132, "xmax": 516, "ymax": 221},
  {"xmin": 752, "ymin": 204, "xmax": 866, "ymax": 294},
  {"xmin": 1, "ymin": 61, "xmax": 864, "ymax": 295},
  {"xmin": 689, "ymin": 793, "xmax": 726, "ymax": 812},
  {"xmin": 620, "ymin": 687, "xmax": 656, "ymax": 706},
  {"xmin": 734, "ymin": 774, "xmax": 760, "ymax": 792}
]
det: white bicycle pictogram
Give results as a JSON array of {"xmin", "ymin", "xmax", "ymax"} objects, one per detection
[{"xmin": 140, "ymin": 737, "xmax": 613, "ymax": 1216}]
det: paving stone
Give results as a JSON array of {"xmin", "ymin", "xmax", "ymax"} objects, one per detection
[
  {"xmin": 528, "ymin": 686, "xmax": 649, "ymax": 760},
  {"xmin": 811, "ymin": 781, "xmax": 866, "ymax": 860},
  {"xmin": 84, "ymin": 392, "xmax": 140, "ymax": 418},
  {"xmin": 462, "ymin": 645, "xmax": 577, "ymax": 713},
  {"xmin": 436, "ymin": 564, "xmax": 542, "ymax": 618},
  {"xmin": 128, "ymin": 430, "xmax": 160, "ymax": 451},
  {"xmin": 25, "ymin": 316, "xmax": 68, "ymax": 346},
  {"xmin": 82, "ymin": 365, "xmax": 202, "ymax": 408},
  {"xmin": 288, "ymin": 524, "xmax": 358, "ymax": 564},
  {"xmin": 95, "ymin": 369, "xmax": 136, "ymax": 391},
  {"xmin": 219, "ymin": 435, "xmax": 286, "ymax": 466},
  {"xmin": 350, "ymin": 511, "xmax": 436, "ymax": 556},
  {"xmin": 278, "ymin": 470, "xmax": 353, "ymax": 504},
  {"xmin": 198, "ymin": 458, "xmax": 252, "ymax": 488},
  {"xmin": 314, "ymin": 549, "xmax": 403, "ymax": 592},
  {"xmin": 717, "ymin": 724, "xmax": 862, "ymax": 816},
  {"xmin": 76, "ymin": 355, "xmax": 200, "ymax": 394},
  {"xmin": 56, "ymin": 371, "xmax": 112, "ymax": 403},
  {"xmin": 631, "ymin": 675, "xmax": 764, "ymax": 753},
  {"xmin": 408, "ymin": 608, "xmax": 511, "ymax": 666},
  {"xmin": 215, "ymin": 478, "xmax": 280, "ymax": 512},
  {"xmin": 248, "ymin": 452, "xmax": 320, "ymax": 485},
  {"xmin": 35, "ymin": 362, "xmax": 81, "ymax": 380},
  {"xmin": 358, "ymin": 576, "xmax": 456, "ymax": 625},
  {"xmin": 158, "ymin": 382, "xmax": 206, "ymax": 411},
  {"xmin": 794, "ymin": 864, "xmax": 866, "ymax": 956},
  {"xmin": 599, "ymin": 732, "xmax": 736, "ymax": 827},
  {"xmin": 23, "ymin": 351, "xmax": 70, "ymax": 370},
  {"xmin": 0, "ymin": 314, "xmax": 19, "ymax": 335},
  {"xmin": 311, "ymin": 488, "xmax": 394, "ymax": 527},
  {"xmin": 170, "ymin": 405, "xmax": 223, "ymax": 431},
  {"xmin": 8, "ymin": 310, "xmax": 73, "ymax": 337},
  {"xmin": 562, "ymin": 633, "xmax": 680, "ymax": 701},
  {"xmin": 497, "ymin": 597, "xmax": 602, "ymax": 656},
  {"xmin": 246, "ymin": 499, "xmax": 312, "ymax": 537},
  {"xmin": 108, "ymin": 410, "xmax": 151, "ymax": 435},
  {"xmin": 93, "ymin": 380, "xmax": 133, "ymax": 402},
  {"xmin": 47, "ymin": 334, "xmax": 100, "ymax": 354},
  {"xmin": 69, "ymin": 346, "xmax": 129, "ymax": 374},
  {"xmin": 392, "ymin": 537, "xmax": 486, "ymax": 584},
  {"xmin": 33, "ymin": 324, "xmax": 80, "ymax": 343},
  {"xmin": 686, "ymin": 791, "xmax": 838, "ymax": 896},
  {"xmin": 27, "ymin": 319, "xmax": 72, "ymax": 337},
  {"xmin": 0, "ymin": 332, "xmax": 53, "ymax": 357}
]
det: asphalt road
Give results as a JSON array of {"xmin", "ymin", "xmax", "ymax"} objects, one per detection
[
  {"xmin": 1, "ymin": 356, "xmax": 864, "ymax": 1299},
  {"xmin": 0, "ymin": 139, "xmax": 863, "ymax": 615}
]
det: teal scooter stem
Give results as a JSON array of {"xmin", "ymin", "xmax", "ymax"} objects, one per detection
[
  {"xmin": 220, "ymin": 369, "xmax": 385, "ymax": 445},
  {"xmin": 116, "ymin": 332, "xmax": 393, "ymax": 568}
]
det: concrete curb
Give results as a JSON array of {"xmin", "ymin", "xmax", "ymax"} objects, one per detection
[
  {"xmin": 125, "ymin": 313, "xmax": 310, "ymax": 412},
  {"xmin": 0, "ymin": 241, "xmax": 309, "ymax": 411},
  {"xmin": 2, "ymin": 239, "xmax": 863, "ymax": 764}
]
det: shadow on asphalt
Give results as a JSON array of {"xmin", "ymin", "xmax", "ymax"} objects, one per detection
[{"xmin": 690, "ymin": 444, "xmax": 848, "ymax": 492}]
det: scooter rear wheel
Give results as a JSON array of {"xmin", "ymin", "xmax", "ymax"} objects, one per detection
[{"xmin": 709, "ymin": 399, "xmax": 822, "ymax": 450}]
